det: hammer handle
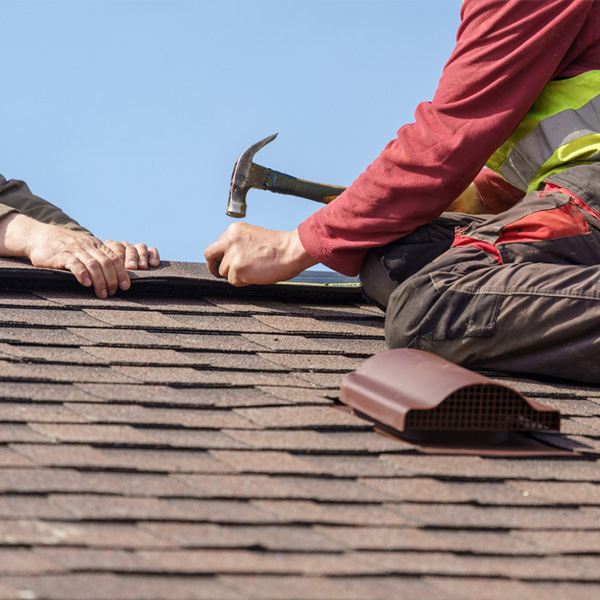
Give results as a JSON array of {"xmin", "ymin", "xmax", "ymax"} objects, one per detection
[{"xmin": 266, "ymin": 169, "xmax": 346, "ymax": 205}]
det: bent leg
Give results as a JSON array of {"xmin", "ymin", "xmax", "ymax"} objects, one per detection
[
  {"xmin": 386, "ymin": 246, "xmax": 600, "ymax": 383},
  {"xmin": 360, "ymin": 213, "xmax": 486, "ymax": 309}
]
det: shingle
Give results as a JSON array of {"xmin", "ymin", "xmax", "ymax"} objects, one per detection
[
  {"xmin": 223, "ymin": 429, "xmax": 401, "ymax": 452},
  {"xmin": 508, "ymin": 480, "xmax": 600, "ymax": 505},
  {"xmin": 34, "ymin": 290, "xmax": 149, "ymax": 309},
  {"xmin": 0, "ymin": 291, "xmax": 56, "ymax": 307},
  {"xmin": 34, "ymin": 548, "xmax": 156, "ymax": 572},
  {"xmin": 512, "ymin": 529, "xmax": 600, "ymax": 554},
  {"xmin": 252, "ymin": 500, "xmax": 410, "ymax": 526},
  {"xmin": 0, "ymin": 580, "xmax": 21, "ymax": 600},
  {"xmin": 159, "ymin": 313, "xmax": 279, "ymax": 333},
  {"xmin": 0, "ymin": 496, "xmax": 71, "ymax": 520},
  {"xmin": 0, "ymin": 307, "xmax": 110, "ymax": 328},
  {"xmin": 0, "ymin": 424, "xmax": 52, "ymax": 444},
  {"xmin": 242, "ymin": 333, "xmax": 363, "ymax": 353},
  {"xmin": 316, "ymin": 526, "xmax": 537, "ymax": 554},
  {"xmin": 81, "ymin": 308, "xmax": 186, "ymax": 329},
  {"xmin": 439, "ymin": 480, "xmax": 551, "ymax": 505},
  {"xmin": 0, "ymin": 403, "xmax": 87, "ymax": 424},
  {"xmin": 64, "ymin": 402, "xmax": 255, "ymax": 429},
  {"xmin": 574, "ymin": 416, "xmax": 600, "ymax": 430},
  {"xmin": 358, "ymin": 477, "xmax": 479, "ymax": 503},
  {"xmin": 253, "ymin": 314, "xmax": 384, "ymax": 336},
  {"xmin": 210, "ymin": 450, "xmax": 321, "ymax": 474},
  {"xmin": 0, "ymin": 549, "xmax": 63, "ymax": 575},
  {"xmin": 0, "ymin": 447, "xmax": 35, "ymax": 468},
  {"xmin": 0, "ymin": 382, "xmax": 96, "ymax": 402},
  {"xmin": 293, "ymin": 302, "xmax": 385, "ymax": 318},
  {"xmin": 175, "ymin": 474, "xmax": 388, "ymax": 503},
  {"xmin": 0, "ymin": 360, "xmax": 134, "ymax": 384},
  {"xmin": 0, "ymin": 326, "xmax": 88, "ymax": 346},
  {"xmin": 304, "ymin": 335, "xmax": 387, "ymax": 355},
  {"xmin": 67, "ymin": 326, "xmax": 172, "ymax": 347},
  {"xmin": 110, "ymin": 365, "xmax": 311, "ymax": 387},
  {"xmin": 126, "ymin": 296, "xmax": 217, "ymax": 311},
  {"xmin": 73, "ymin": 383, "xmax": 279, "ymax": 408},
  {"xmin": 0, "ymin": 520, "xmax": 172, "ymax": 548},
  {"xmin": 148, "ymin": 331, "xmax": 264, "ymax": 352},
  {"xmin": 139, "ymin": 429, "xmax": 250, "ymax": 450},
  {"xmin": 425, "ymin": 578, "xmax": 600, "ymax": 600},
  {"xmin": 177, "ymin": 350, "xmax": 289, "ymax": 371},
  {"xmin": 81, "ymin": 346, "xmax": 199, "ymax": 365},
  {"xmin": 351, "ymin": 551, "xmax": 585, "ymax": 579},
  {"xmin": 393, "ymin": 503, "xmax": 595, "ymax": 529},
  {"xmin": 255, "ymin": 352, "xmax": 362, "ymax": 371},
  {"xmin": 233, "ymin": 405, "xmax": 366, "ymax": 429},
  {"xmin": 4, "ymin": 574, "xmax": 243, "ymax": 600},
  {"xmin": 52, "ymin": 494, "xmax": 278, "ymax": 523},
  {"xmin": 379, "ymin": 455, "xmax": 600, "ymax": 481},
  {"xmin": 27, "ymin": 423, "xmax": 163, "ymax": 445},
  {"xmin": 11, "ymin": 444, "xmax": 232, "ymax": 473},
  {"xmin": 0, "ymin": 468, "xmax": 191, "ymax": 497},
  {"xmin": 220, "ymin": 575, "xmax": 452, "ymax": 600},
  {"xmin": 295, "ymin": 454, "xmax": 401, "ymax": 477},
  {"xmin": 137, "ymin": 549, "xmax": 383, "ymax": 575},
  {"xmin": 534, "ymin": 398, "xmax": 600, "ymax": 417},
  {"xmin": 0, "ymin": 344, "xmax": 107, "ymax": 364},
  {"xmin": 140, "ymin": 523, "xmax": 341, "ymax": 552},
  {"xmin": 255, "ymin": 385, "xmax": 333, "ymax": 405},
  {"xmin": 294, "ymin": 371, "xmax": 347, "ymax": 388}
]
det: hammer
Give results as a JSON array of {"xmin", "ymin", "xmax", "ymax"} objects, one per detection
[{"xmin": 227, "ymin": 133, "xmax": 347, "ymax": 218}]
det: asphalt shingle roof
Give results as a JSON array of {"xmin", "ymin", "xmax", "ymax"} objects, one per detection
[{"xmin": 0, "ymin": 258, "xmax": 599, "ymax": 600}]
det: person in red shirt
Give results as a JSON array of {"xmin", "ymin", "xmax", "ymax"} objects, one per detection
[{"xmin": 206, "ymin": 1, "xmax": 600, "ymax": 383}]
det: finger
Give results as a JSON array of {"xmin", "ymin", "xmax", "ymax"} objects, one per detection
[
  {"xmin": 124, "ymin": 243, "xmax": 141, "ymax": 269},
  {"xmin": 148, "ymin": 246, "xmax": 160, "ymax": 267},
  {"xmin": 86, "ymin": 246, "xmax": 129, "ymax": 296},
  {"xmin": 204, "ymin": 242, "xmax": 226, "ymax": 278},
  {"xmin": 61, "ymin": 254, "xmax": 93, "ymax": 289},
  {"xmin": 134, "ymin": 243, "xmax": 148, "ymax": 269},
  {"xmin": 103, "ymin": 240, "xmax": 127, "ymax": 263},
  {"xmin": 99, "ymin": 244, "xmax": 131, "ymax": 292}
]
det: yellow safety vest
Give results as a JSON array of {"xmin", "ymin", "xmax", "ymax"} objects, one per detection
[{"xmin": 486, "ymin": 70, "xmax": 600, "ymax": 192}]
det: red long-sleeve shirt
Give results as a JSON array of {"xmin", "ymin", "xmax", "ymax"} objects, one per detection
[{"xmin": 298, "ymin": 0, "xmax": 600, "ymax": 276}]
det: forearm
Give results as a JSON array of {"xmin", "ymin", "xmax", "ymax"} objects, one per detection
[
  {"xmin": 0, "ymin": 175, "xmax": 91, "ymax": 235},
  {"xmin": 0, "ymin": 213, "xmax": 29, "ymax": 256}
]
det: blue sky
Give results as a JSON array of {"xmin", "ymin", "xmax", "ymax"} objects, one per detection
[{"xmin": 2, "ymin": 0, "xmax": 460, "ymax": 263}]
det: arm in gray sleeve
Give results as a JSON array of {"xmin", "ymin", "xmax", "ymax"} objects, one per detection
[{"xmin": 0, "ymin": 174, "xmax": 92, "ymax": 235}]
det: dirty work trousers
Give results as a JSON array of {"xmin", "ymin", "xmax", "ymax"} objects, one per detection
[{"xmin": 360, "ymin": 164, "xmax": 600, "ymax": 383}]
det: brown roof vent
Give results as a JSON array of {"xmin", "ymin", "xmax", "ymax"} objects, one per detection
[{"xmin": 340, "ymin": 349, "xmax": 560, "ymax": 442}]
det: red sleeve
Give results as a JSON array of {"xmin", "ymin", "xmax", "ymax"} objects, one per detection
[
  {"xmin": 298, "ymin": 0, "xmax": 595, "ymax": 276},
  {"xmin": 473, "ymin": 169, "xmax": 525, "ymax": 215}
]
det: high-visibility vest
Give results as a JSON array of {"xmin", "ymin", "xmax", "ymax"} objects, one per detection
[{"xmin": 486, "ymin": 70, "xmax": 600, "ymax": 192}]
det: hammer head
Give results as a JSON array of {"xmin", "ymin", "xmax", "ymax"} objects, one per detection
[{"xmin": 227, "ymin": 133, "xmax": 278, "ymax": 218}]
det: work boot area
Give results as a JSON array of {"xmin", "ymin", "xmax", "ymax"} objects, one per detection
[{"xmin": 0, "ymin": 258, "xmax": 599, "ymax": 600}]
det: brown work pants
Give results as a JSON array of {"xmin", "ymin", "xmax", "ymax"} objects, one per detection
[{"xmin": 360, "ymin": 164, "xmax": 600, "ymax": 383}]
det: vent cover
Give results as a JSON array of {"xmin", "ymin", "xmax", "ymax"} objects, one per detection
[{"xmin": 340, "ymin": 349, "xmax": 560, "ymax": 435}]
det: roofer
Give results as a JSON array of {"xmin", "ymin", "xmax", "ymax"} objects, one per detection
[
  {"xmin": 0, "ymin": 175, "xmax": 159, "ymax": 298},
  {"xmin": 206, "ymin": 1, "xmax": 600, "ymax": 383}
]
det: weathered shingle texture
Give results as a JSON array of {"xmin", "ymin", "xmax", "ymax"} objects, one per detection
[{"xmin": 0, "ymin": 259, "xmax": 599, "ymax": 600}]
